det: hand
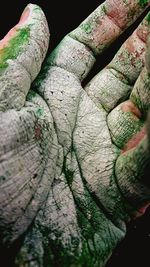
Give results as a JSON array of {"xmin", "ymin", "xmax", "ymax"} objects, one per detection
[{"xmin": 0, "ymin": 1, "xmax": 150, "ymax": 267}]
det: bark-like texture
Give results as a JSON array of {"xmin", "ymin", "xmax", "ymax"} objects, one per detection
[
  {"xmin": 85, "ymin": 15, "xmax": 149, "ymax": 112},
  {"xmin": 0, "ymin": 1, "xmax": 150, "ymax": 267},
  {"xmin": 0, "ymin": 4, "xmax": 49, "ymax": 111}
]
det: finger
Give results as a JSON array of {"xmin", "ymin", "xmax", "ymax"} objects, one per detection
[
  {"xmin": 34, "ymin": 3, "xmax": 149, "ymax": 152},
  {"xmin": 0, "ymin": 4, "xmax": 49, "ymax": 111},
  {"xmin": 70, "ymin": 0, "xmax": 149, "ymax": 55},
  {"xmin": 85, "ymin": 13, "xmax": 149, "ymax": 112},
  {"xmin": 45, "ymin": 0, "xmax": 149, "ymax": 81},
  {"xmin": 107, "ymin": 100, "xmax": 144, "ymax": 149},
  {"xmin": 130, "ymin": 66, "xmax": 150, "ymax": 118},
  {"xmin": 0, "ymin": 93, "xmax": 58, "ymax": 246},
  {"xmin": 129, "ymin": 25, "xmax": 150, "ymax": 118},
  {"xmin": 107, "ymin": 31, "xmax": 150, "ymax": 149},
  {"xmin": 115, "ymin": 133, "xmax": 150, "ymax": 218}
]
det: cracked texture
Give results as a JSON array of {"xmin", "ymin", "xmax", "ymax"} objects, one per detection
[{"xmin": 0, "ymin": 2, "xmax": 150, "ymax": 267}]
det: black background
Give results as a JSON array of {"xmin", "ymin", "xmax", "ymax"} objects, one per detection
[{"xmin": 0, "ymin": 1, "xmax": 150, "ymax": 266}]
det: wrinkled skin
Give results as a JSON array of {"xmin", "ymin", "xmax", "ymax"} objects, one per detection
[{"xmin": 0, "ymin": 1, "xmax": 150, "ymax": 267}]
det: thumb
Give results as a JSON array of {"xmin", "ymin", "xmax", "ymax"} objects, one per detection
[{"xmin": 0, "ymin": 4, "xmax": 49, "ymax": 111}]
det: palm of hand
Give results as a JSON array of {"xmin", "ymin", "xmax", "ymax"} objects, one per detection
[{"xmin": 0, "ymin": 2, "xmax": 150, "ymax": 267}]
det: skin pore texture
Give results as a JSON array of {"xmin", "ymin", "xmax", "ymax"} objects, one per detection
[{"xmin": 0, "ymin": 1, "xmax": 150, "ymax": 267}]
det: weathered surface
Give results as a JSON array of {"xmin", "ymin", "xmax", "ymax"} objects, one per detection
[
  {"xmin": 0, "ymin": 4, "xmax": 49, "ymax": 111},
  {"xmin": 69, "ymin": 0, "xmax": 149, "ymax": 55},
  {"xmin": 85, "ymin": 15, "xmax": 149, "ymax": 112},
  {"xmin": 0, "ymin": 1, "xmax": 150, "ymax": 267}
]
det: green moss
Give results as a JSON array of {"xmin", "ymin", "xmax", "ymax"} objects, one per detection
[
  {"xmin": 81, "ymin": 23, "xmax": 92, "ymax": 34},
  {"xmin": 146, "ymin": 12, "xmax": 150, "ymax": 24},
  {"xmin": 118, "ymin": 112, "xmax": 144, "ymax": 148},
  {"xmin": 0, "ymin": 27, "xmax": 30, "ymax": 69},
  {"xmin": 101, "ymin": 5, "xmax": 107, "ymax": 14},
  {"xmin": 36, "ymin": 107, "xmax": 44, "ymax": 118},
  {"xmin": 27, "ymin": 90, "xmax": 37, "ymax": 101},
  {"xmin": 138, "ymin": 0, "xmax": 148, "ymax": 7},
  {"xmin": 130, "ymin": 94, "xmax": 142, "ymax": 113}
]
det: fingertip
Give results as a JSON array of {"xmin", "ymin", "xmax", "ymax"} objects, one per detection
[
  {"xmin": 0, "ymin": 3, "xmax": 48, "ymax": 51},
  {"xmin": 0, "ymin": 3, "xmax": 49, "ymax": 111},
  {"xmin": 18, "ymin": 4, "xmax": 44, "ymax": 26},
  {"xmin": 18, "ymin": 5, "xmax": 31, "ymax": 26}
]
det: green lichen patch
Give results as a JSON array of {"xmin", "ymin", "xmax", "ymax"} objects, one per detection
[
  {"xmin": 130, "ymin": 94, "xmax": 142, "ymax": 114},
  {"xmin": 27, "ymin": 90, "xmax": 37, "ymax": 101},
  {"xmin": 101, "ymin": 5, "xmax": 107, "ymax": 14},
  {"xmin": 36, "ymin": 107, "xmax": 44, "ymax": 118},
  {"xmin": 81, "ymin": 23, "xmax": 92, "ymax": 34},
  {"xmin": 0, "ymin": 27, "xmax": 30, "ymax": 69},
  {"xmin": 138, "ymin": 0, "xmax": 148, "ymax": 7},
  {"xmin": 146, "ymin": 12, "xmax": 150, "ymax": 24}
]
